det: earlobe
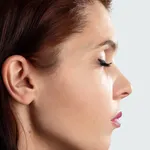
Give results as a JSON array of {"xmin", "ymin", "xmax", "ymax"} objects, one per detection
[{"xmin": 1, "ymin": 55, "xmax": 37, "ymax": 105}]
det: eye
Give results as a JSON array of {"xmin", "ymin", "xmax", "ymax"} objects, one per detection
[{"xmin": 98, "ymin": 59, "xmax": 112, "ymax": 67}]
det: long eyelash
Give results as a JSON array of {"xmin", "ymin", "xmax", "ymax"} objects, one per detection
[{"xmin": 98, "ymin": 59, "xmax": 112, "ymax": 67}]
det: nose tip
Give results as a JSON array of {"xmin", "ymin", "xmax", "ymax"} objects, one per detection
[
  {"xmin": 120, "ymin": 83, "xmax": 132, "ymax": 99},
  {"xmin": 128, "ymin": 83, "xmax": 133, "ymax": 95},
  {"xmin": 113, "ymin": 80, "xmax": 132, "ymax": 100}
]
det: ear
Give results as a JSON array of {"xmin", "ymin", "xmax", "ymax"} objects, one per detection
[{"xmin": 1, "ymin": 55, "xmax": 38, "ymax": 105}]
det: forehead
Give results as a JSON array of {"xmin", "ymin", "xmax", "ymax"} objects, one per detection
[
  {"xmin": 60, "ymin": 2, "xmax": 115, "ymax": 55},
  {"xmin": 82, "ymin": 1, "xmax": 115, "ymax": 46}
]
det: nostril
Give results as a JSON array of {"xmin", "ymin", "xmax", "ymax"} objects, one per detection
[
  {"xmin": 113, "ymin": 82, "xmax": 132, "ymax": 100},
  {"xmin": 121, "ymin": 92, "xmax": 129, "ymax": 99}
]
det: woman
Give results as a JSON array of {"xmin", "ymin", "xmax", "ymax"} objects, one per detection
[{"xmin": 0, "ymin": 0, "xmax": 132, "ymax": 150}]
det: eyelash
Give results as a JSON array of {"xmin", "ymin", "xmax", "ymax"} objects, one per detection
[{"xmin": 98, "ymin": 59, "xmax": 112, "ymax": 67}]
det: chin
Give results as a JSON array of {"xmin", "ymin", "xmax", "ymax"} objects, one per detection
[{"xmin": 74, "ymin": 135, "xmax": 111, "ymax": 150}]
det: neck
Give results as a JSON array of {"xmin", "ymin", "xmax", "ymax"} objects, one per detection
[
  {"xmin": 13, "ymin": 104, "xmax": 78, "ymax": 150},
  {"xmin": 17, "ymin": 128, "xmax": 79, "ymax": 150},
  {"xmin": 11, "ymin": 101, "xmax": 80, "ymax": 150}
]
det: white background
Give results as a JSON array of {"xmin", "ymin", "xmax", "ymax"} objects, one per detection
[{"xmin": 110, "ymin": 0, "xmax": 150, "ymax": 150}]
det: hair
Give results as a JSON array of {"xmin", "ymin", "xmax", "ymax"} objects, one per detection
[{"xmin": 0, "ymin": 0, "xmax": 112, "ymax": 149}]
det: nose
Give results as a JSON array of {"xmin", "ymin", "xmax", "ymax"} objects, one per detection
[{"xmin": 113, "ymin": 73, "xmax": 132, "ymax": 100}]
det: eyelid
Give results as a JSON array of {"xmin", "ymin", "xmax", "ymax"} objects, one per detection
[
  {"xmin": 100, "ymin": 44, "xmax": 110, "ymax": 52},
  {"xmin": 98, "ymin": 59, "xmax": 112, "ymax": 67},
  {"xmin": 103, "ymin": 46, "xmax": 116, "ymax": 63},
  {"xmin": 105, "ymin": 45, "xmax": 117, "ymax": 57}
]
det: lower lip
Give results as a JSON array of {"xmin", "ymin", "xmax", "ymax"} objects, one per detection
[
  {"xmin": 111, "ymin": 112, "xmax": 122, "ymax": 128},
  {"xmin": 111, "ymin": 119, "xmax": 121, "ymax": 128}
]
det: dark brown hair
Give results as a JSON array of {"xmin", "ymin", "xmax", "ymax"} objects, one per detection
[{"xmin": 0, "ymin": 0, "xmax": 111, "ymax": 149}]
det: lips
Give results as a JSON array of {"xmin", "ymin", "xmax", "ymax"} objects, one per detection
[{"xmin": 111, "ymin": 111, "xmax": 122, "ymax": 128}]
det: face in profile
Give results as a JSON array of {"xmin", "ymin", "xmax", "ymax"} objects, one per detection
[
  {"xmin": 2, "ymin": 1, "xmax": 132, "ymax": 150},
  {"xmin": 28, "ymin": 2, "xmax": 132, "ymax": 150}
]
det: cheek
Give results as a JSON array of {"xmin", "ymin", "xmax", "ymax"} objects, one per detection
[
  {"xmin": 56, "ymin": 68, "xmax": 114, "ymax": 131},
  {"xmin": 32, "ymin": 68, "xmax": 114, "ymax": 146}
]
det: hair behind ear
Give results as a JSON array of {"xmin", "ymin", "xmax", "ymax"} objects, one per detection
[{"xmin": 0, "ymin": 79, "xmax": 18, "ymax": 150}]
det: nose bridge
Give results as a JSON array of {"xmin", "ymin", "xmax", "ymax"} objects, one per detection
[{"xmin": 113, "ymin": 69, "xmax": 132, "ymax": 100}]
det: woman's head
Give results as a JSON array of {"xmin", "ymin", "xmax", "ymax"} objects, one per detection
[{"xmin": 0, "ymin": 0, "xmax": 132, "ymax": 150}]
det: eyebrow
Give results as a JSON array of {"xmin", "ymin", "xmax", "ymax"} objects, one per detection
[{"xmin": 94, "ymin": 40, "xmax": 118, "ymax": 52}]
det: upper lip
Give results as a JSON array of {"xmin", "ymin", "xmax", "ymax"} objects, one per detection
[{"xmin": 111, "ymin": 111, "xmax": 122, "ymax": 121}]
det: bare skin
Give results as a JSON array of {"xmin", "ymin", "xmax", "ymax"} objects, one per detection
[{"xmin": 2, "ymin": 1, "xmax": 132, "ymax": 150}]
